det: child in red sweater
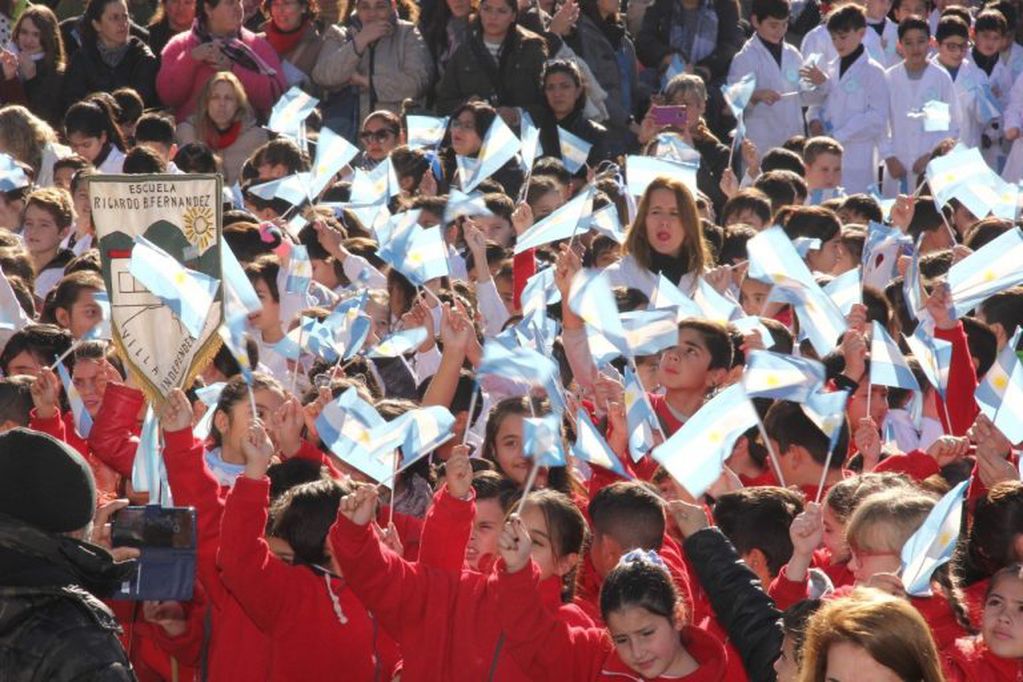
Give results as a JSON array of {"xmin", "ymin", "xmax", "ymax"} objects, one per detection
[
  {"xmin": 945, "ymin": 563, "xmax": 1023, "ymax": 681},
  {"xmin": 216, "ymin": 417, "xmax": 399, "ymax": 681},
  {"xmin": 495, "ymin": 522, "xmax": 728, "ymax": 681},
  {"xmin": 328, "ymin": 464, "xmax": 592, "ymax": 682}
]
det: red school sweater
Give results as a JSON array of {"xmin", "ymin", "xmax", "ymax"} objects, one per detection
[
  {"xmin": 161, "ymin": 427, "xmax": 271, "ymax": 682},
  {"xmin": 329, "ymin": 510, "xmax": 586, "ymax": 682},
  {"xmin": 943, "ymin": 636, "xmax": 1023, "ymax": 681},
  {"xmin": 218, "ymin": 476, "xmax": 400, "ymax": 681},
  {"xmin": 495, "ymin": 559, "xmax": 729, "ymax": 681}
]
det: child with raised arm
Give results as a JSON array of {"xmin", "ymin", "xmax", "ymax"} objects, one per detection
[
  {"xmin": 495, "ymin": 516, "xmax": 728, "ymax": 681},
  {"xmin": 216, "ymin": 418, "xmax": 399, "ymax": 680},
  {"xmin": 328, "ymin": 466, "xmax": 592, "ymax": 681}
]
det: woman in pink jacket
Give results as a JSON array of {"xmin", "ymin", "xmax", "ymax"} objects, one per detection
[{"xmin": 157, "ymin": 0, "xmax": 285, "ymax": 121}]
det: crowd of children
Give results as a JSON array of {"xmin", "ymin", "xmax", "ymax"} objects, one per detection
[{"xmin": 2, "ymin": 0, "xmax": 1023, "ymax": 678}]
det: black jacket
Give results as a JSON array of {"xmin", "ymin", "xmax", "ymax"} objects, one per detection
[
  {"xmin": 62, "ymin": 36, "xmax": 159, "ymax": 111},
  {"xmin": 435, "ymin": 23, "xmax": 547, "ymax": 114},
  {"xmin": 683, "ymin": 527, "xmax": 784, "ymax": 682},
  {"xmin": 0, "ymin": 517, "xmax": 136, "ymax": 681},
  {"xmin": 536, "ymin": 106, "xmax": 610, "ymax": 172}
]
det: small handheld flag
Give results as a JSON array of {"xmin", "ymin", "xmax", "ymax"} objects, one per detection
[
  {"xmin": 901, "ymin": 480, "xmax": 968, "ymax": 596},
  {"xmin": 129, "ymin": 236, "xmax": 219, "ymax": 339},
  {"xmin": 572, "ymin": 409, "xmax": 631, "ymax": 479}
]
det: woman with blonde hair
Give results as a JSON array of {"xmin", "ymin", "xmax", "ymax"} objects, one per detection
[
  {"xmin": 1, "ymin": 6, "xmax": 66, "ymax": 126},
  {"xmin": 798, "ymin": 588, "xmax": 946, "ymax": 682},
  {"xmin": 604, "ymin": 175, "xmax": 718, "ymax": 298},
  {"xmin": 175, "ymin": 71, "xmax": 268, "ymax": 184},
  {"xmin": 0, "ymin": 105, "xmax": 70, "ymax": 188}
]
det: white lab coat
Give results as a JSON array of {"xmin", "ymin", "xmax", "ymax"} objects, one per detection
[
  {"xmin": 800, "ymin": 22, "xmax": 892, "ymax": 68},
  {"xmin": 1003, "ymin": 42, "xmax": 1023, "ymax": 84},
  {"xmin": 864, "ymin": 18, "xmax": 900, "ymax": 68},
  {"xmin": 602, "ymin": 253, "xmax": 700, "ymax": 299},
  {"xmin": 934, "ymin": 57, "xmax": 991, "ymax": 150},
  {"xmin": 979, "ymin": 58, "xmax": 1014, "ymax": 172},
  {"xmin": 728, "ymin": 35, "xmax": 813, "ymax": 158},
  {"xmin": 805, "ymin": 48, "xmax": 889, "ymax": 193},
  {"xmin": 880, "ymin": 61, "xmax": 960, "ymax": 196},
  {"xmin": 998, "ymin": 69, "xmax": 1023, "ymax": 181}
]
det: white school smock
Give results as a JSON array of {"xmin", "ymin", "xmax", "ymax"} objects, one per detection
[
  {"xmin": 806, "ymin": 48, "xmax": 889, "ymax": 193},
  {"xmin": 980, "ymin": 58, "xmax": 1014, "ymax": 172},
  {"xmin": 880, "ymin": 61, "xmax": 960, "ymax": 196},
  {"xmin": 799, "ymin": 23, "xmax": 891, "ymax": 68},
  {"xmin": 935, "ymin": 57, "xmax": 991, "ymax": 150},
  {"xmin": 998, "ymin": 70, "xmax": 1023, "ymax": 181},
  {"xmin": 864, "ymin": 18, "xmax": 900, "ymax": 68},
  {"xmin": 728, "ymin": 35, "xmax": 813, "ymax": 157},
  {"xmin": 602, "ymin": 253, "xmax": 700, "ymax": 299},
  {"xmin": 96, "ymin": 147, "xmax": 125, "ymax": 174}
]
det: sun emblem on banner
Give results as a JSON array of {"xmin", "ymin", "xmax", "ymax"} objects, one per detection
[{"xmin": 182, "ymin": 206, "xmax": 216, "ymax": 252}]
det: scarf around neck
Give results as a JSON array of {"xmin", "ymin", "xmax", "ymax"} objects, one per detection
[
  {"xmin": 191, "ymin": 18, "xmax": 278, "ymax": 77},
  {"xmin": 263, "ymin": 19, "xmax": 308, "ymax": 56}
]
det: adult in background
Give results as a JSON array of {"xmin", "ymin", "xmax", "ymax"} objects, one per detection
[
  {"xmin": 157, "ymin": 0, "xmax": 285, "ymax": 121},
  {"xmin": 147, "ymin": 0, "xmax": 197, "ymax": 59},
  {"xmin": 312, "ymin": 0, "xmax": 432, "ymax": 141},
  {"xmin": 62, "ymin": 0, "xmax": 160, "ymax": 111},
  {"xmin": 258, "ymin": 0, "xmax": 323, "ymax": 86},
  {"xmin": 636, "ymin": 0, "xmax": 742, "ymax": 136},
  {"xmin": 434, "ymin": 0, "xmax": 546, "ymax": 123},
  {"xmin": 1, "ymin": 6, "xmax": 67, "ymax": 127},
  {"xmin": 176, "ymin": 71, "xmax": 269, "ymax": 184},
  {"xmin": 0, "ymin": 428, "xmax": 138, "ymax": 681},
  {"xmin": 566, "ymin": 0, "xmax": 643, "ymax": 156}
]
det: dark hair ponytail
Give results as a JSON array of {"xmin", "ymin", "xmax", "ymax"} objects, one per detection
[{"xmin": 64, "ymin": 99, "xmax": 127, "ymax": 152}]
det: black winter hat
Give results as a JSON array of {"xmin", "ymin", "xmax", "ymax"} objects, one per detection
[{"xmin": 0, "ymin": 428, "xmax": 96, "ymax": 533}]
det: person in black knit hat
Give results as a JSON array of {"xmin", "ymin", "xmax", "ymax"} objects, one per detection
[{"xmin": 0, "ymin": 428, "xmax": 139, "ymax": 681}]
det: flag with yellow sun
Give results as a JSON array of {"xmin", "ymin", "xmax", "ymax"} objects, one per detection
[{"xmin": 90, "ymin": 174, "xmax": 224, "ymax": 407}]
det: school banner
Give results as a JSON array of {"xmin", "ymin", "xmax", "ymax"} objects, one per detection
[{"xmin": 91, "ymin": 174, "xmax": 223, "ymax": 407}]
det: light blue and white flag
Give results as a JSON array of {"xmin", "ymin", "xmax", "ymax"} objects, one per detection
[
  {"xmin": 870, "ymin": 320, "xmax": 921, "ymax": 391},
  {"xmin": 523, "ymin": 414, "xmax": 566, "ymax": 467},
  {"xmin": 406, "ymin": 115, "xmax": 449, "ymax": 150},
  {"xmin": 268, "ymin": 87, "xmax": 318, "ymax": 138},
  {"xmin": 558, "ymin": 126, "xmax": 592, "ymax": 174},
  {"xmin": 652, "ymin": 384, "xmax": 758, "ymax": 498},
  {"xmin": 56, "ymin": 361, "xmax": 92, "ymax": 438},
  {"xmin": 946, "ymin": 227, "xmax": 1023, "ymax": 319},
  {"xmin": 823, "ymin": 268, "xmax": 862, "ymax": 316},
  {"xmin": 975, "ymin": 327, "xmax": 1023, "ymax": 443},
  {"xmin": 743, "ymin": 350, "xmax": 826, "ymax": 402},
  {"xmin": 129, "ymin": 236, "xmax": 219, "ymax": 339},
  {"xmin": 513, "ymin": 187, "xmax": 595, "ymax": 254},
  {"xmin": 573, "ymin": 408, "xmax": 631, "ymax": 478},
  {"xmin": 901, "ymin": 480, "xmax": 969, "ymax": 596}
]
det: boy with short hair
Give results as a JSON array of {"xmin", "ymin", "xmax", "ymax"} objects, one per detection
[
  {"xmin": 990, "ymin": 0, "xmax": 1023, "ymax": 82},
  {"xmin": 134, "ymin": 113, "xmax": 180, "ymax": 171},
  {"xmin": 933, "ymin": 15, "xmax": 995, "ymax": 150},
  {"xmin": 712, "ymin": 486, "xmax": 805, "ymax": 587},
  {"xmin": 977, "ymin": 286, "xmax": 1023, "ymax": 351},
  {"xmin": 805, "ymin": 6, "xmax": 889, "ymax": 195},
  {"xmin": 801, "ymin": 137, "xmax": 846, "ymax": 202},
  {"xmin": 729, "ymin": 0, "xmax": 818, "ymax": 164},
  {"xmin": 20, "ymin": 188, "xmax": 74, "ymax": 299},
  {"xmin": 764, "ymin": 399, "xmax": 852, "ymax": 500},
  {"xmin": 971, "ymin": 9, "xmax": 1015, "ymax": 170},
  {"xmin": 864, "ymin": 0, "xmax": 900, "ymax": 66},
  {"xmin": 881, "ymin": 16, "xmax": 960, "ymax": 196}
]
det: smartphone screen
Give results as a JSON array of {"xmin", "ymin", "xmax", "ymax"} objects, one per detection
[
  {"xmin": 652, "ymin": 105, "xmax": 687, "ymax": 128},
  {"xmin": 111, "ymin": 507, "xmax": 196, "ymax": 550}
]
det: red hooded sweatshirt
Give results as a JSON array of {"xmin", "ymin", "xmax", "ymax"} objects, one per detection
[
  {"xmin": 329, "ymin": 493, "xmax": 592, "ymax": 682},
  {"xmin": 218, "ymin": 476, "xmax": 400, "ymax": 681},
  {"xmin": 495, "ymin": 559, "xmax": 728, "ymax": 681}
]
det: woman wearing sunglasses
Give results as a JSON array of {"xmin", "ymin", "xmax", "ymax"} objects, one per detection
[{"xmin": 352, "ymin": 109, "xmax": 404, "ymax": 169}]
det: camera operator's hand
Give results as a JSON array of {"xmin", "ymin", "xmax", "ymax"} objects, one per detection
[{"xmin": 91, "ymin": 499, "xmax": 141, "ymax": 562}]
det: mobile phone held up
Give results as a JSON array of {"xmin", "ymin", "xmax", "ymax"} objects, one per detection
[
  {"xmin": 651, "ymin": 105, "xmax": 688, "ymax": 129},
  {"xmin": 110, "ymin": 506, "xmax": 197, "ymax": 601}
]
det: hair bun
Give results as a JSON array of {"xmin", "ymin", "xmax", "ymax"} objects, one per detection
[{"xmin": 618, "ymin": 549, "xmax": 666, "ymax": 570}]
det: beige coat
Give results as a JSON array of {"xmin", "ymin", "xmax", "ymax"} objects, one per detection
[
  {"xmin": 311, "ymin": 19, "xmax": 434, "ymax": 124},
  {"xmin": 176, "ymin": 118, "xmax": 269, "ymax": 186}
]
